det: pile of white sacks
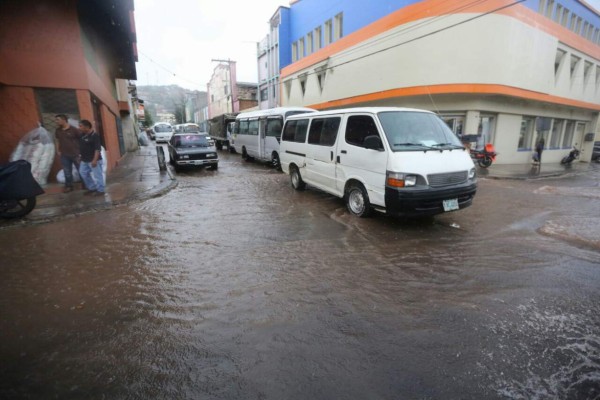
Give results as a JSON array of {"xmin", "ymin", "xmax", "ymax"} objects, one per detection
[{"xmin": 10, "ymin": 125, "xmax": 55, "ymax": 185}]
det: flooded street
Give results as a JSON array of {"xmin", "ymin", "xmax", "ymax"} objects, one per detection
[{"xmin": 1, "ymin": 150, "xmax": 599, "ymax": 399}]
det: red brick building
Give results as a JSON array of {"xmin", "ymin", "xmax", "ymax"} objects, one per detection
[{"xmin": 0, "ymin": 0, "xmax": 138, "ymax": 178}]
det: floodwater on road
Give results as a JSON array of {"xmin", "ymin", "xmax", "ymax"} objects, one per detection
[{"xmin": 1, "ymin": 151, "xmax": 599, "ymax": 399}]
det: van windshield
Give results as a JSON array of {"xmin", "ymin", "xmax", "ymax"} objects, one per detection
[
  {"xmin": 154, "ymin": 124, "xmax": 172, "ymax": 133},
  {"xmin": 378, "ymin": 111, "xmax": 463, "ymax": 151}
]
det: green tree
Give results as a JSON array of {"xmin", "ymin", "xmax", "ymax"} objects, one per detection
[{"xmin": 144, "ymin": 109, "xmax": 154, "ymax": 127}]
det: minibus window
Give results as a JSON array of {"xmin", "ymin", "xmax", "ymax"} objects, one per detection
[
  {"xmin": 378, "ymin": 111, "xmax": 462, "ymax": 151},
  {"xmin": 308, "ymin": 117, "xmax": 340, "ymax": 146},
  {"xmin": 249, "ymin": 119, "xmax": 259, "ymax": 135},
  {"xmin": 239, "ymin": 120, "xmax": 249, "ymax": 135},
  {"xmin": 282, "ymin": 119, "xmax": 309, "ymax": 143},
  {"xmin": 345, "ymin": 116, "xmax": 380, "ymax": 148},
  {"xmin": 266, "ymin": 117, "xmax": 283, "ymax": 137}
]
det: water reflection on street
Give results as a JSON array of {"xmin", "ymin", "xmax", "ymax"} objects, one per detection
[{"xmin": 1, "ymin": 151, "xmax": 599, "ymax": 399}]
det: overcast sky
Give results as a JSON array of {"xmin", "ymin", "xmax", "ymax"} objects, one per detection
[
  {"xmin": 134, "ymin": 0, "xmax": 288, "ymax": 91},
  {"xmin": 133, "ymin": 0, "xmax": 600, "ymax": 92}
]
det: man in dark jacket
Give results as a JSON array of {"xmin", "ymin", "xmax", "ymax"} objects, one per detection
[
  {"xmin": 54, "ymin": 114, "xmax": 81, "ymax": 192},
  {"xmin": 535, "ymin": 136, "xmax": 545, "ymax": 164},
  {"xmin": 78, "ymin": 120, "xmax": 105, "ymax": 196}
]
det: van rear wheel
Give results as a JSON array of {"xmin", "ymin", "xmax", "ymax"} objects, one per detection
[
  {"xmin": 345, "ymin": 183, "xmax": 372, "ymax": 218},
  {"xmin": 290, "ymin": 166, "xmax": 306, "ymax": 191},
  {"xmin": 272, "ymin": 152, "xmax": 281, "ymax": 171}
]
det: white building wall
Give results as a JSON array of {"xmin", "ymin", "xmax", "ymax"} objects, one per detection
[{"xmin": 281, "ymin": 11, "xmax": 600, "ymax": 164}]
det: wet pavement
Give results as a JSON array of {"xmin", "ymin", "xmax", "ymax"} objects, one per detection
[{"xmin": 0, "ymin": 144, "xmax": 599, "ymax": 399}]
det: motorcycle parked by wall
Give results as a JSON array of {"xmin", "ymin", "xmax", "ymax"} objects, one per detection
[
  {"xmin": 560, "ymin": 147, "xmax": 580, "ymax": 165},
  {"xmin": 0, "ymin": 160, "xmax": 44, "ymax": 219},
  {"xmin": 470, "ymin": 143, "xmax": 497, "ymax": 168}
]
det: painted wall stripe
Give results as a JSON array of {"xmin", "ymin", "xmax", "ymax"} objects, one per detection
[{"xmin": 308, "ymin": 83, "xmax": 600, "ymax": 111}]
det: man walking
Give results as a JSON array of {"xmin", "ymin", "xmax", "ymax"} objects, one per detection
[
  {"xmin": 54, "ymin": 114, "xmax": 81, "ymax": 193},
  {"xmin": 78, "ymin": 120, "xmax": 105, "ymax": 196}
]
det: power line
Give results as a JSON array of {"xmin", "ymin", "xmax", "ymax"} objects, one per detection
[{"xmin": 138, "ymin": 51, "xmax": 208, "ymax": 89}]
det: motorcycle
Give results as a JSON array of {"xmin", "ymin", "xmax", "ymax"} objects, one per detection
[
  {"xmin": 470, "ymin": 143, "xmax": 497, "ymax": 168},
  {"xmin": 0, "ymin": 160, "xmax": 45, "ymax": 219},
  {"xmin": 560, "ymin": 147, "xmax": 580, "ymax": 165}
]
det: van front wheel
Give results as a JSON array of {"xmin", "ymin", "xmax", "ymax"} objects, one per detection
[
  {"xmin": 345, "ymin": 183, "xmax": 372, "ymax": 217},
  {"xmin": 290, "ymin": 166, "xmax": 306, "ymax": 191}
]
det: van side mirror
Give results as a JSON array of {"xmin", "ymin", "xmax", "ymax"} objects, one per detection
[{"xmin": 364, "ymin": 135, "xmax": 384, "ymax": 151}]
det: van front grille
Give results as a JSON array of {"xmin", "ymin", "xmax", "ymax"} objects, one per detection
[{"xmin": 427, "ymin": 171, "xmax": 468, "ymax": 187}]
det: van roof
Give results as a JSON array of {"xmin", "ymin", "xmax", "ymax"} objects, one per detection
[
  {"xmin": 235, "ymin": 106, "xmax": 317, "ymax": 119},
  {"xmin": 285, "ymin": 107, "xmax": 434, "ymax": 120}
]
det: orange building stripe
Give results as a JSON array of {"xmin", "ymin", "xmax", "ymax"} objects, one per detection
[
  {"xmin": 308, "ymin": 83, "xmax": 600, "ymax": 111},
  {"xmin": 281, "ymin": 0, "xmax": 600, "ymax": 79}
]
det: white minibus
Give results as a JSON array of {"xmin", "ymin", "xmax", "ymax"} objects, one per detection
[
  {"xmin": 279, "ymin": 107, "xmax": 477, "ymax": 217},
  {"xmin": 231, "ymin": 107, "xmax": 315, "ymax": 169}
]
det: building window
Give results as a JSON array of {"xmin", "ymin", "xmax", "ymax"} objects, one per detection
[
  {"xmin": 292, "ymin": 42, "xmax": 298, "ymax": 62},
  {"xmin": 441, "ymin": 115, "xmax": 465, "ymax": 136},
  {"xmin": 555, "ymin": 48, "xmax": 567, "ymax": 78},
  {"xmin": 324, "ymin": 19, "xmax": 332, "ymax": 46},
  {"xmin": 561, "ymin": 8, "xmax": 570, "ymax": 27},
  {"xmin": 562, "ymin": 121, "xmax": 575, "ymax": 148},
  {"xmin": 554, "ymin": 4, "xmax": 562, "ymax": 23},
  {"xmin": 549, "ymin": 119, "xmax": 563, "ymax": 148},
  {"xmin": 315, "ymin": 65, "xmax": 327, "ymax": 93},
  {"xmin": 570, "ymin": 55, "xmax": 581, "ymax": 81},
  {"xmin": 583, "ymin": 22, "xmax": 589, "ymax": 38},
  {"xmin": 314, "ymin": 26, "xmax": 322, "ymax": 51},
  {"xmin": 284, "ymin": 79, "xmax": 292, "ymax": 100},
  {"xmin": 538, "ymin": 0, "xmax": 546, "ymax": 14},
  {"xmin": 260, "ymin": 88, "xmax": 268, "ymax": 101},
  {"xmin": 298, "ymin": 74, "xmax": 307, "ymax": 96},
  {"xmin": 298, "ymin": 38, "xmax": 305, "ymax": 59},
  {"xmin": 571, "ymin": 14, "xmax": 577, "ymax": 31},
  {"xmin": 576, "ymin": 17, "xmax": 582, "ymax": 34},
  {"xmin": 518, "ymin": 117, "xmax": 535, "ymax": 150},
  {"xmin": 545, "ymin": 0, "xmax": 554, "ymax": 18},
  {"xmin": 334, "ymin": 13, "xmax": 343, "ymax": 41},
  {"xmin": 306, "ymin": 32, "xmax": 313, "ymax": 55},
  {"xmin": 584, "ymin": 61, "xmax": 593, "ymax": 84}
]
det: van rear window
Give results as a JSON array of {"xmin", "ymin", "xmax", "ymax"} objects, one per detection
[{"xmin": 282, "ymin": 119, "xmax": 309, "ymax": 143}]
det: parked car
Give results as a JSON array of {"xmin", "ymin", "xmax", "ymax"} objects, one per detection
[
  {"xmin": 592, "ymin": 141, "xmax": 600, "ymax": 162},
  {"xmin": 146, "ymin": 127, "xmax": 155, "ymax": 140},
  {"xmin": 152, "ymin": 122, "xmax": 174, "ymax": 143},
  {"xmin": 168, "ymin": 133, "xmax": 218, "ymax": 172}
]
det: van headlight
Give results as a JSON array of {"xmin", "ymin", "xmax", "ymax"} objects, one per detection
[
  {"xmin": 468, "ymin": 168, "xmax": 476, "ymax": 179},
  {"xmin": 386, "ymin": 172, "xmax": 417, "ymax": 188}
]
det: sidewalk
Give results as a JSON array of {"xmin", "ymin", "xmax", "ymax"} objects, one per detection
[
  {"xmin": 476, "ymin": 161, "xmax": 598, "ymax": 180},
  {"xmin": 0, "ymin": 144, "xmax": 177, "ymax": 229}
]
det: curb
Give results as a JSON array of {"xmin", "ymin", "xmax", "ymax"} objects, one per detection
[{"xmin": 0, "ymin": 175, "xmax": 178, "ymax": 230}]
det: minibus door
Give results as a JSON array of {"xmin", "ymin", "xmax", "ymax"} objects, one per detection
[{"xmin": 258, "ymin": 118, "xmax": 267, "ymax": 160}]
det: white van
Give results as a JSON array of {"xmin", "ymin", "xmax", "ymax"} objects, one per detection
[
  {"xmin": 231, "ymin": 107, "xmax": 315, "ymax": 169},
  {"xmin": 279, "ymin": 107, "xmax": 477, "ymax": 217},
  {"xmin": 152, "ymin": 122, "xmax": 174, "ymax": 143}
]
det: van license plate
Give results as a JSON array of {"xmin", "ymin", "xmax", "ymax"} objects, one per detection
[{"xmin": 443, "ymin": 198, "xmax": 459, "ymax": 212}]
